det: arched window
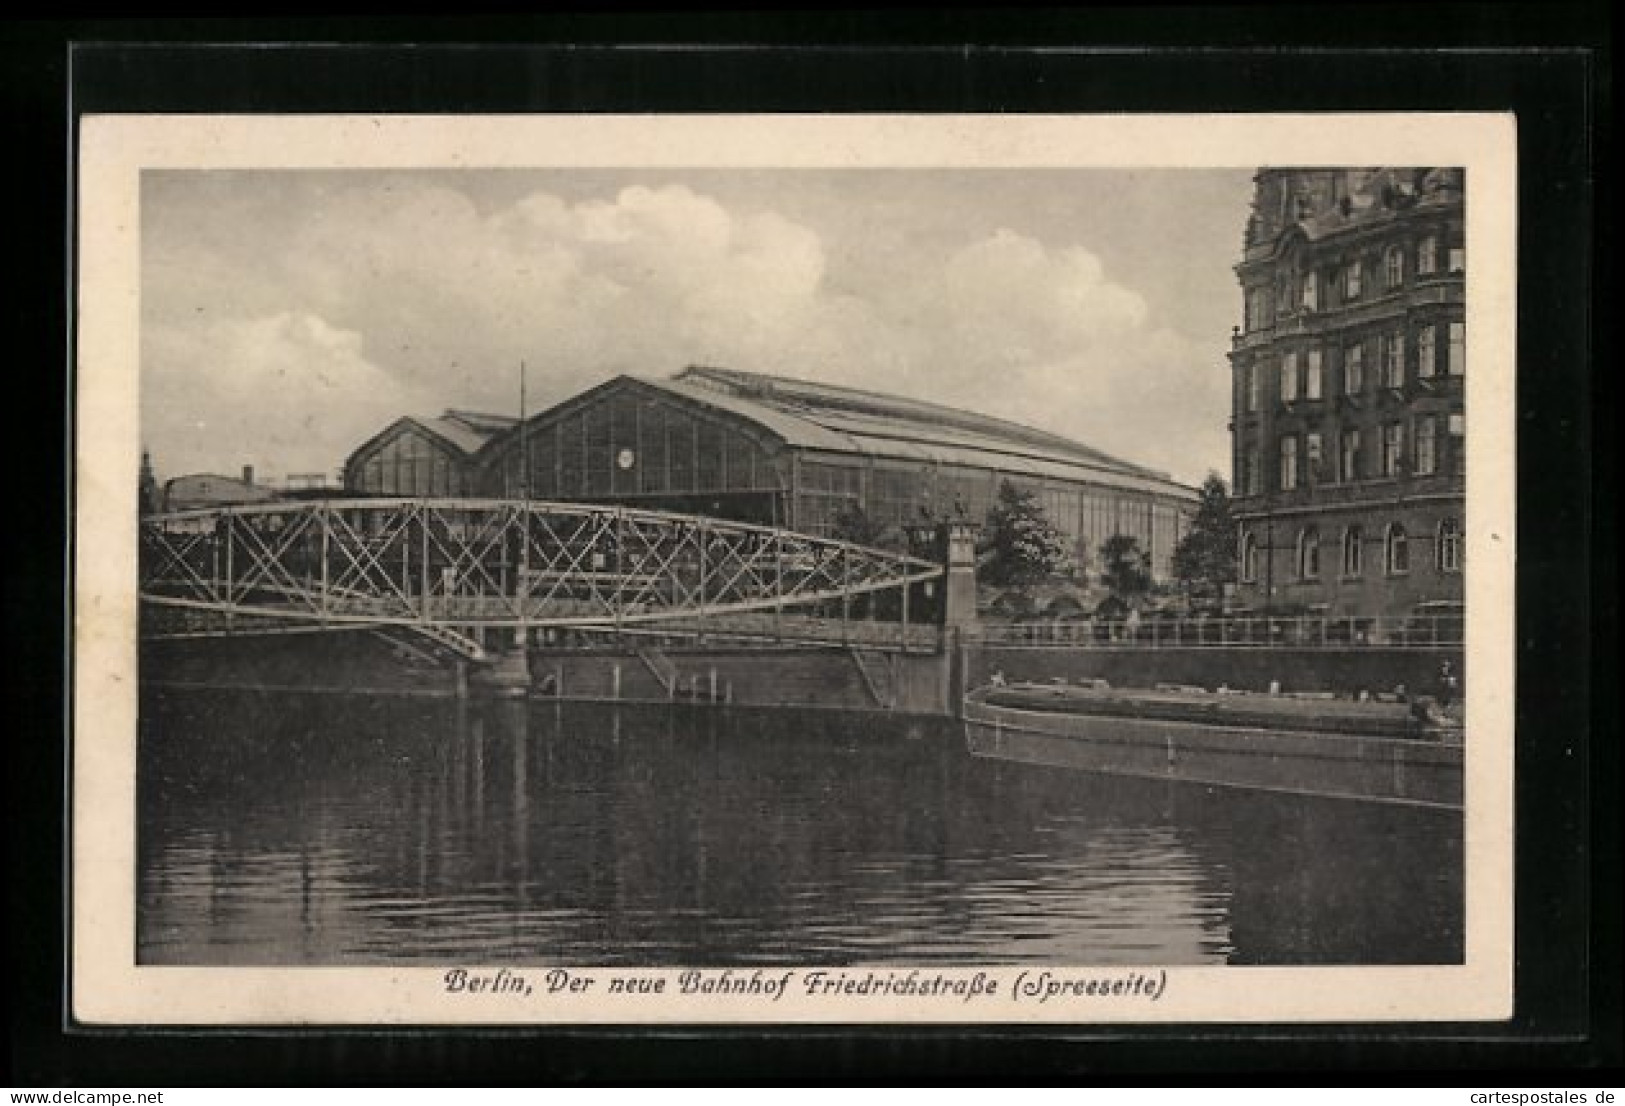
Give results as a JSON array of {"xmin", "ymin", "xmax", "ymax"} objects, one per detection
[
  {"xmin": 1297, "ymin": 526, "xmax": 1321, "ymax": 581},
  {"xmin": 1342, "ymin": 525, "xmax": 1364, "ymax": 578},
  {"xmin": 1437, "ymin": 517, "xmax": 1463, "ymax": 573},
  {"xmin": 1240, "ymin": 530, "xmax": 1259, "ymax": 584},
  {"xmin": 1385, "ymin": 523, "xmax": 1410, "ymax": 575}
]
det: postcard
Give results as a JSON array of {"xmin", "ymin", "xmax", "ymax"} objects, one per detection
[{"xmin": 74, "ymin": 112, "xmax": 1516, "ymax": 1024}]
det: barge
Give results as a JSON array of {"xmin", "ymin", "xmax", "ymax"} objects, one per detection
[{"xmin": 963, "ymin": 682, "xmax": 1463, "ymax": 810}]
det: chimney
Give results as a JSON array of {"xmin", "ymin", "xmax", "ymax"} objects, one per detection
[{"xmin": 241, "ymin": 464, "xmax": 255, "ymax": 486}]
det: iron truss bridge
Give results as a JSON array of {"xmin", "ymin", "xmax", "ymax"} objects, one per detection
[{"xmin": 140, "ymin": 498, "xmax": 945, "ymax": 659}]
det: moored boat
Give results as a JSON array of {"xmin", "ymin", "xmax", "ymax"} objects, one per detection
[{"xmin": 963, "ymin": 681, "xmax": 1463, "ymax": 810}]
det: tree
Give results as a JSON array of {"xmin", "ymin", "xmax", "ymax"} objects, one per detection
[
  {"xmin": 830, "ymin": 502, "xmax": 898, "ymax": 551},
  {"xmin": 1099, "ymin": 534, "xmax": 1152, "ymax": 604},
  {"xmin": 139, "ymin": 450, "xmax": 161, "ymax": 516},
  {"xmin": 1169, "ymin": 472, "xmax": 1238, "ymax": 604},
  {"xmin": 979, "ymin": 480, "xmax": 1067, "ymax": 587}
]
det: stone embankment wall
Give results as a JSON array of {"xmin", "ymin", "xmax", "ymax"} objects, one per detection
[
  {"xmin": 142, "ymin": 629, "xmax": 462, "ymax": 696},
  {"xmin": 143, "ymin": 633, "xmax": 1465, "ymax": 715}
]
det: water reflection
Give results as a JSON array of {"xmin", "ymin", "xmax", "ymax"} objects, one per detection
[{"xmin": 137, "ymin": 689, "xmax": 1461, "ymax": 966}]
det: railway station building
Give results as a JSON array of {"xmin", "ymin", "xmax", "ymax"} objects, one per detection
[
  {"xmin": 474, "ymin": 366, "xmax": 1197, "ymax": 580},
  {"xmin": 344, "ymin": 409, "xmax": 516, "ymax": 498}
]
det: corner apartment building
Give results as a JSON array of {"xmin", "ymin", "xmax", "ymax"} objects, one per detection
[{"xmin": 1229, "ymin": 167, "xmax": 1466, "ymax": 618}]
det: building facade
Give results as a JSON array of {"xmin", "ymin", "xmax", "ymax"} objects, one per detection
[
  {"xmin": 344, "ymin": 410, "xmax": 516, "ymax": 497},
  {"xmin": 478, "ymin": 367, "xmax": 1197, "ymax": 580},
  {"xmin": 162, "ymin": 466, "xmax": 281, "ymax": 512},
  {"xmin": 1229, "ymin": 167, "xmax": 1466, "ymax": 618}
]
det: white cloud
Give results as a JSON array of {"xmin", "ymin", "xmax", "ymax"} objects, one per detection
[
  {"xmin": 143, "ymin": 310, "xmax": 439, "ymax": 482},
  {"xmin": 143, "ymin": 176, "xmax": 1230, "ymax": 487}
]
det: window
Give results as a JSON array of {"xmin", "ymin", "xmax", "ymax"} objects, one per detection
[
  {"xmin": 1340, "ymin": 427, "xmax": 1362, "ymax": 482},
  {"xmin": 1280, "ymin": 353, "xmax": 1298, "ymax": 403},
  {"xmin": 1245, "ymin": 362, "xmax": 1260, "ymax": 412},
  {"xmin": 1449, "ymin": 413, "xmax": 1466, "ymax": 475},
  {"xmin": 1415, "ymin": 416, "xmax": 1438, "ymax": 476},
  {"xmin": 1448, "ymin": 321, "xmax": 1466, "ymax": 376},
  {"xmin": 1418, "ymin": 235, "xmax": 1438, "ymax": 275},
  {"xmin": 1385, "ymin": 246, "xmax": 1405, "ymax": 289},
  {"xmin": 1342, "ymin": 525, "xmax": 1364, "ymax": 578},
  {"xmin": 1417, "ymin": 324, "xmax": 1437, "ymax": 378},
  {"xmin": 1437, "ymin": 517, "xmax": 1462, "ymax": 573},
  {"xmin": 1344, "ymin": 343, "xmax": 1364, "ymax": 394},
  {"xmin": 1301, "ymin": 272, "xmax": 1318, "ymax": 311},
  {"xmin": 1279, "ymin": 435, "xmax": 1299, "ymax": 491},
  {"xmin": 1346, "ymin": 258, "xmax": 1363, "ymax": 299},
  {"xmin": 1243, "ymin": 444, "xmax": 1261, "ymax": 496},
  {"xmin": 1448, "ymin": 245, "xmax": 1465, "ymax": 273},
  {"xmin": 1306, "ymin": 431, "xmax": 1324, "ymax": 481},
  {"xmin": 1240, "ymin": 530, "xmax": 1259, "ymax": 583},
  {"xmin": 1385, "ymin": 523, "xmax": 1410, "ymax": 575},
  {"xmin": 1297, "ymin": 526, "xmax": 1321, "ymax": 580},
  {"xmin": 1383, "ymin": 422, "xmax": 1406, "ymax": 476},
  {"xmin": 1382, "ymin": 331, "xmax": 1406, "ymax": 388},
  {"xmin": 1305, "ymin": 349, "xmax": 1323, "ymax": 399}
]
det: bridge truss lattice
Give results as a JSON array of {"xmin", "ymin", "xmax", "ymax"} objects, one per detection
[{"xmin": 140, "ymin": 498, "xmax": 945, "ymax": 655}]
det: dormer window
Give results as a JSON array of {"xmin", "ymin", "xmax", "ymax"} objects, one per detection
[
  {"xmin": 1345, "ymin": 258, "xmax": 1363, "ymax": 299},
  {"xmin": 1301, "ymin": 272, "xmax": 1318, "ymax": 311}
]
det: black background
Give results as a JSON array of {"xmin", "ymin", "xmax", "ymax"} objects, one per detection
[{"xmin": 4, "ymin": 9, "xmax": 1614, "ymax": 1085}]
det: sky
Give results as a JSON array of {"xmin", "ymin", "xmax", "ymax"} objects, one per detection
[{"xmin": 141, "ymin": 167, "xmax": 1255, "ymax": 488}]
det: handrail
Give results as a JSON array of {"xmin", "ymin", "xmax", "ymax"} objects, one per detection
[{"xmin": 965, "ymin": 613, "xmax": 1462, "ymax": 649}]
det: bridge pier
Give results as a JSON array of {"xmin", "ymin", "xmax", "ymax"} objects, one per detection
[
  {"xmin": 942, "ymin": 521, "xmax": 980, "ymax": 634},
  {"xmin": 473, "ymin": 643, "xmax": 532, "ymax": 696}
]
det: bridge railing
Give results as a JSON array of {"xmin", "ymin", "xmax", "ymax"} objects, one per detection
[{"xmin": 966, "ymin": 614, "xmax": 1464, "ymax": 650}]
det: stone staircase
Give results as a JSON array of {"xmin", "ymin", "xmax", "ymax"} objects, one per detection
[
  {"xmin": 850, "ymin": 648, "xmax": 898, "ymax": 709},
  {"xmin": 635, "ymin": 647, "xmax": 680, "ymax": 696}
]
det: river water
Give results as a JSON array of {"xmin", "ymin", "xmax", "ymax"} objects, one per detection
[{"xmin": 138, "ymin": 688, "xmax": 1463, "ymax": 966}]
